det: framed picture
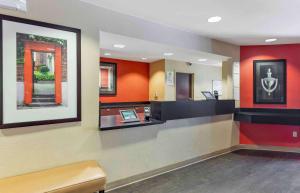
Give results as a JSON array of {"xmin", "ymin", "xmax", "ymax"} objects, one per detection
[
  {"xmin": 0, "ymin": 14, "xmax": 81, "ymax": 128},
  {"xmin": 166, "ymin": 71, "xmax": 174, "ymax": 86},
  {"xmin": 99, "ymin": 62, "xmax": 117, "ymax": 95},
  {"xmin": 254, "ymin": 59, "xmax": 286, "ymax": 104}
]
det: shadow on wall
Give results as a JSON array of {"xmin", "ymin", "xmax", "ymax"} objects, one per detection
[
  {"xmin": 99, "ymin": 124, "xmax": 162, "ymax": 149},
  {"xmin": 1, "ymin": 122, "xmax": 81, "ymax": 137},
  {"xmin": 165, "ymin": 114, "xmax": 233, "ymax": 130}
]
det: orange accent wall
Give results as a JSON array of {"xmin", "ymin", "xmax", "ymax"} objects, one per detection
[{"xmin": 100, "ymin": 58, "xmax": 149, "ymax": 103}]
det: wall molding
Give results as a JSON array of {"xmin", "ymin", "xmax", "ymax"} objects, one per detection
[
  {"xmin": 237, "ymin": 144, "xmax": 300, "ymax": 153},
  {"xmin": 106, "ymin": 145, "xmax": 240, "ymax": 191}
]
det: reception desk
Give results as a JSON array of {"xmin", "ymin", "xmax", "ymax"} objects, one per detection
[
  {"xmin": 151, "ymin": 100, "xmax": 235, "ymax": 121},
  {"xmin": 100, "ymin": 100, "xmax": 235, "ymax": 130},
  {"xmin": 234, "ymin": 108, "xmax": 300, "ymax": 125}
]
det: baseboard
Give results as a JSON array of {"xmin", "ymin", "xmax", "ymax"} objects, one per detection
[
  {"xmin": 106, "ymin": 145, "xmax": 240, "ymax": 192},
  {"xmin": 237, "ymin": 144, "xmax": 300, "ymax": 153}
]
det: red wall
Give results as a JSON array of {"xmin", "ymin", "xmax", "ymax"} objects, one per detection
[
  {"xmin": 100, "ymin": 57, "xmax": 149, "ymax": 103},
  {"xmin": 240, "ymin": 44, "xmax": 300, "ymax": 147}
]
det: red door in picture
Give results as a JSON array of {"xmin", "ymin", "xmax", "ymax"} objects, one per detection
[{"xmin": 23, "ymin": 41, "xmax": 62, "ymax": 105}]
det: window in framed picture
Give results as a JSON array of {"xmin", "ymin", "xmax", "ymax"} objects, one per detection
[
  {"xmin": 253, "ymin": 59, "xmax": 286, "ymax": 104},
  {"xmin": 0, "ymin": 14, "xmax": 81, "ymax": 128},
  {"xmin": 99, "ymin": 62, "xmax": 117, "ymax": 95}
]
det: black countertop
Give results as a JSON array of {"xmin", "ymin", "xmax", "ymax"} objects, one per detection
[
  {"xmin": 100, "ymin": 113, "xmax": 164, "ymax": 131},
  {"xmin": 234, "ymin": 108, "xmax": 300, "ymax": 125},
  {"xmin": 100, "ymin": 100, "xmax": 235, "ymax": 131}
]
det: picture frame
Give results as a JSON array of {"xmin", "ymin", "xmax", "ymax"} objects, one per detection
[
  {"xmin": 0, "ymin": 14, "xmax": 81, "ymax": 129},
  {"xmin": 166, "ymin": 70, "xmax": 174, "ymax": 86},
  {"xmin": 253, "ymin": 59, "xmax": 286, "ymax": 104},
  {"xmin": 99, "ymin": 62, "xmax": 117, "ymax": 95}
]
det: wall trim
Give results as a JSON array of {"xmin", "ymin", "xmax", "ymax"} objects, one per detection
[
  {"xmin": 237, "ymin": 144, "xmax": 300, "ymax": 153},
  {"xmin": 106, "ymin": 145, "xmax": 240, "ymax": 192}
]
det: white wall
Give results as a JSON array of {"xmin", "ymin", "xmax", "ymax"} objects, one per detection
[
  {"xmin": 101, "ymin": 115, "xmax": 237, "ymax": 182},
  {"xmin": 165, "ymin": 60, "xmax": 222, "ymax": 101},
  {"xmin": 0, "ymin": 0, "xmax": 239, "ymax": 184}
]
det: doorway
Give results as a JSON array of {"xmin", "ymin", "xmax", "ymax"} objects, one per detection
[
  {"xmin": 176, "ymin": 72, "xmax": 193, "ymax": 101},
  {"xmin": 32, "ymin": 51, "xmax": 56, "ymax": 106}
]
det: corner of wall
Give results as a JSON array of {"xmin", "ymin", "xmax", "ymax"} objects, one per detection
[
  {"xmin": 211, "ymin": 39, "xmax": 240, "ymax": 100},
  {"xmin": 149, "ymin": 59, "xmax": 166, "ymax": 101}
]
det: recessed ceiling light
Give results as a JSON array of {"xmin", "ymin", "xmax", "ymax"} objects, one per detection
[
  {"xmin": 104, "ymin": 53, "xmax": 111, "ymax": 56},
  {"xmin": 113, "ymin": 44, "xmax": 126, "ymax": 48},
  {"xmin": 198, "ymin": 58, "xmax": 208, "ymax": 62},
  {"xmin": 208, "ymin": 16, "xmax": 222, "ymax": 23},
  {"xmin": 141, "ymin": 57, "xmax": 147, "ymax": 60},
  {"xmin": 163, "ymin": 52, "xmax": 174, "ymax": 56},
  {"xmin": 265, "ymin": 38, "xmax": 277, "ymax": 43}
]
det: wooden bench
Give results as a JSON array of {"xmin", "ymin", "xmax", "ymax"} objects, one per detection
[{"xmin": 0, "ymin": 160, "xmax": 106, "ymax": 193}]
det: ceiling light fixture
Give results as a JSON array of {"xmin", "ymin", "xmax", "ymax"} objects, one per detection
[
  {"xmin": 104, "ymin": 53, "xmax": 111, "ymax": 56},
  {"xmin": 198, "ymin": 58, "xmax": 208, "ymax": 62},
  {"xmin": 265, "ymin": 38, "xmax": 277, "ymax": 43},
  {"xmin": 113, "ymin": 44, "xmax": 126, "ymax": 48},
  {"xmin": 141, "ymin": 57, "xmax": 147, "ymax": 60},
  {"xmin": 208, "ymin": 16, "xmax": 222, "ymax": 23},
  {"xmin": 163, "ymin": 52, "xmax": 174, "ymax": 56}
]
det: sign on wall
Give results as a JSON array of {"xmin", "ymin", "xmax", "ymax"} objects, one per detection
[
  {"xmin": 233, "ymin": 62, "xmax": 240, "ymax": 101},
  {"xmin": 166, "ymin": 71, "xmax": 174, "ymax": 86},
  {"xmin": 254, "ymin": 59, "xmax": 286, "ymax": 104}
]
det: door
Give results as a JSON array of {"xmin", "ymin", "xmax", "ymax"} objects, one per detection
[{"xmin": 176, "ymin": 72, "xmax": 193, "ymax": 100}]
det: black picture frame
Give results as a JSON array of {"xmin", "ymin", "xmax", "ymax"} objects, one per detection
[
  {"xmin": 100, "ymin": 62, "xmax": 117, "ymax": 96},
  {"xmin": 0, "ymin": 14, "xmax": 81, "ymax": 129},
  {"xmin": 253, "ymin": 59, "xmax": 286, "ymax": 104}
]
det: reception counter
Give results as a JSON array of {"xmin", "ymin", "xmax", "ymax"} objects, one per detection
[
  {"xmin": 234, "ymin": 108, "xmax": 300, "ymax": 125},
  {"xmin": 100, "ymin": 113, "xmax": 164, "ymax": 131},
  {"xmin": 100, "ymin": 100, "xmax": 235, "ymax": 130},
  {"xmin": 151, "ymin": 100, "xmax": 235, "ymax": 121}
]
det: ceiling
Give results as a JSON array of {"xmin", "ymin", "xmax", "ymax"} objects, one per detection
[
  {"xmin": 0, "ymin": 0, "xmax": 26, "ymax": 11},
  {"xmin": 83, "ymin": 0, "xmax": 300, "ymax": 45},
  {"xmin": 100, "ymin": 31, "xmax": 229, "ymax": 66}
]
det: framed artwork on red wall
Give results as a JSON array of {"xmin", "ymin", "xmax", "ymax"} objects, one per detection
[
  {"xmin": 254, "ymin": 59, "xmax": 286, "ymax": 104},
  {"xmin": 100, "ymin": 62, "xmax": 117, "ymax": 95},
  {"xmin": 0, "ymin": 14, "xmax": 81, "ymax": 129}
]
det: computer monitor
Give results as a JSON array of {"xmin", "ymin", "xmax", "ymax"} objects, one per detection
[
  {"xmin": 119, "ymin": 109, "xmax": 140, "ymax": 123},
  {"xmin": 201, "ymin": 91, "xmax": 216, "ymax": 100}
]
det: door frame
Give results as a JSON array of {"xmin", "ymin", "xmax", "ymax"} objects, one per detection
[
  {"xmin": 175, "ymin": 72, "xmax": 194, "ymax": 101},
  {"xmin": 31, "ymin": 50, "xmax": 56, "ymax": 95}
]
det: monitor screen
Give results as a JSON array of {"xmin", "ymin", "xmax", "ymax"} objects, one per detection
[
  {"xmin": 121, "ymin": 110, "xmax": 137, "ymax": 120},
  {"xmin": 201, "ymin": 91, "xmax": 216, "ymax": 100},
  {"xmin": 119, "ymin": 109, "xmax": 140, "ymax": 122}
]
